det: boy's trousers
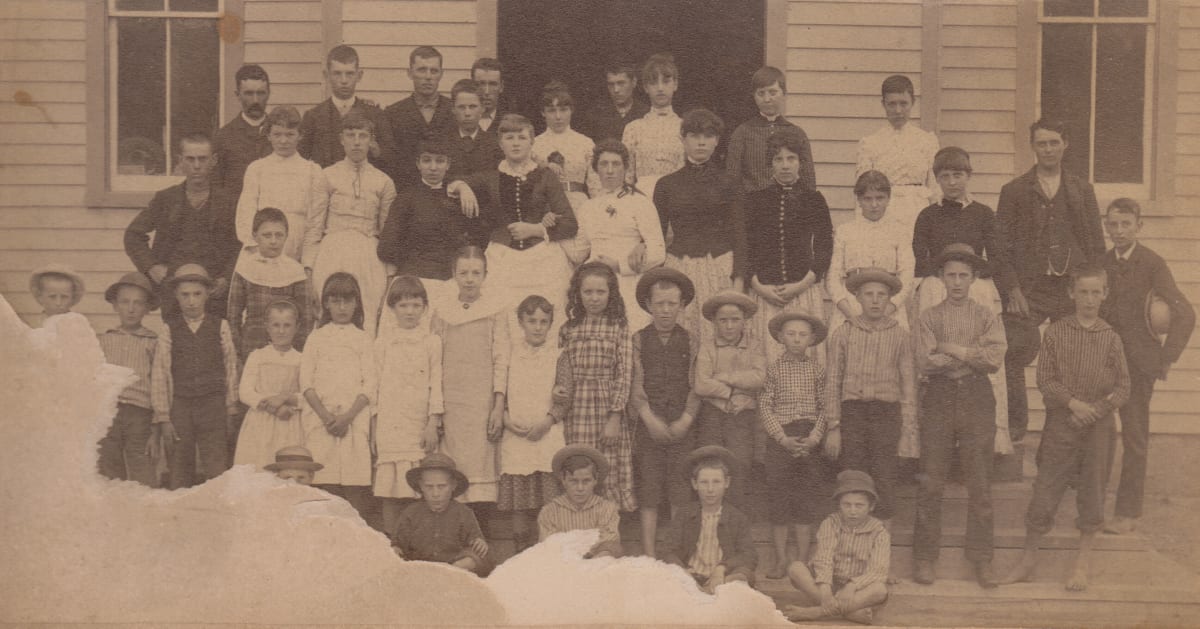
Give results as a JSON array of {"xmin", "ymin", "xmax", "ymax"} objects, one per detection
[
  {"xmin": 1111, "ymin": 368, "xmax": 1155, "ymax": 519},
  {"xmin": 915, "ymin": 372, "xmax": 995, "ymax": 563},
  {"xmin": 1026, "ymin": 408, "xmax": 1113, "ymax": 535},
  {"xmin": 98, "ymin": 403, "xmax": 157, "ymax": 487},
  {"xmin": 695, "ymin": 405, "xmax": 755, "ymax": 510},
  {"xmin": 839, "ymin": 400, "xmax": 901, "ymax": 519},
  {"xmin": 167, "ymin": 392, "xmax": 230, "ymax": 489}
]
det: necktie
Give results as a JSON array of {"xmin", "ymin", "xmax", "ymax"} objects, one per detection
[{"xmin": 942, "ymin": 199, "xmax": 964, "ymax": 211}]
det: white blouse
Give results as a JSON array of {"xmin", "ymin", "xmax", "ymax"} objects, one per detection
[
  {"xmin": 575, "ymin": 187, "xmax": 666, "ymax": 276},
  {"xmin": 827, "ymin": 214, "xmax": 916, "ymax": 307},
  {"xmin": 622, "ymin": 107, "xmax": 684, "ymax": 182}
]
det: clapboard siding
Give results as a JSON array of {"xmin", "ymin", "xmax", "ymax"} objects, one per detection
[
  {"xmin": 343, "ymin": 0, "xmax": 479, "ymax": 106},
  {"xmin": 242, "ymin": 0, "xmax": 326, "ymax": 113}
]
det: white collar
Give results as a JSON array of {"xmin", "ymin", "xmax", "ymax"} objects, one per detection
[
  {"xmin": 331, "ymin": 94, "xmax": 357, "ymax": 112},
  {"xmin": 499, "ymin": 159, "xmax": 538, "ymax": 179},
  {"xmin": 1116, "ymin": 242, "xmax": 1137, "ymax": 261},
  {"xmin": 242, "ymin": 112, "xmax": 266, "ymax": 127},
  {"xmin": 235, "ymin": 250, "xmax": 308, "ymax": 288},
  {"xmin": 459, "ymin": 127, "xmax": 479, "ymax": 140},
  {"xmin": 649, "ymin": 106, "xmax": 675, "ymax": 118}
]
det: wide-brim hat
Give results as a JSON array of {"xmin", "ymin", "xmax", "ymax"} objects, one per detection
[
  {"xmin": 263, "ymin": 446, "xmax": 324, "ymax": 473},
  {"xmin": 932, "ymin": 243, "xmax": 987, "ymax": 273},
  {"xmin": 701, "ymin": 290, "xmax": 758, "ymax": 321},
  {"xmin": 767, "ymin": 311, "xmax": 828, "ymax": 345},
  {"xmin": 844, "ymin": 267, "xmax": 902, "ymax": 297},
  {"xmin": 682, "ymin": 445, "xmax": 740, "ymax": 480},
  {"xmin": 833, "ymin": 469, "xmax": 878, "ymax": 503},
  {"xmin": 551, "ymin": 444, "xmax": 609, "ymax": 483},
  {"xmin": 1145, "ymin": 290, "xmax": 1171, "ymax": 339},
  {"xmin": 165, "ymin": 263, "xmax": 215, "ymax": 289},
  {"xmin": 636, "ymin": 266, "xmax": 696, "ymax": 312},
  {"xmin": 29, "ymin": 263, "xmax": 86, "ymax": 305},
  {"xmin": 105, "ymin": 271, "xmax": 160, "ymax": 311},
  {"xmin": 405, "ymin": 453, "xmax": 470, "ymax": 498}
]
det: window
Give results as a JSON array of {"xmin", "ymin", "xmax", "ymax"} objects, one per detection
[
  {"xmin": 1037, "ymin": 0, "xmax": 1155, "ymax": 198},
  {"xmin": 108, "ymin": 0, "xmax": 224, "ymax": 192}
]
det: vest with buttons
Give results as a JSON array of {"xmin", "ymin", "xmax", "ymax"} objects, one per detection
[
  {"xmin": 167, "ymin": 314, "xmax": 226, "ymax": 398},
  {"xmin": 639, "ymin": 325, "xmax": 692, "ymax": 420}
]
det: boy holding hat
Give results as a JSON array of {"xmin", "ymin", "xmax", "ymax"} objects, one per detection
[
  {"xmin": 785, "ymin": 470, "xmax": 890, "ymax": 624},
  {"xmin": 629, "ymin": 266, "xmax": 701, "ymax": 556},
  {"xmin": 913, "ymin": 243, "xmax": 1007, "ymax": 588},
  {"xmin": 538, "ymin": 444, "xmax": 623, "ymax": 558},
  {"xmin": 694, "ymin": 290, "xmax": 766, "ymax": 510},
  {"xmin": 660, "ymin": 445, "xmax": 757, "ymax": 593},
  {"xmin": 392, "ymin": 452, "xmax": 491, "ymax": 575},
  {"xmin": 264, "ymin": 445, "xmax": 323, "ymax": 485},
  {"xmin": 759, "ymin": 309, "xmax": 832, "ymax": 579},
  {"xmin": 97, "ymin": 271, "xmax": 161, "ymax": 487},
  {"xmin": 28, "ymin": 263, "xmax": 86, "ymax": 326},
  {"xmin": 150, "ymin": 263, "xmax": 241, "ymax": 490},
  {"xmin": 824, "ymin": 267, "xmax": 915, "ymax": 521}
]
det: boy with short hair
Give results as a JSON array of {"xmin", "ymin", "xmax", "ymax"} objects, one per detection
[
  {"xmin": 392, "ymin": 453, "xmax": 491, "ymax": 575},
  {"xmin": 264, "ymin": 445, "xmax": 324, "ymax": 486},
  {"xmin": 1099, "ymin": 198, "xmax": 1195, "ymax": 535},
  {"xmin": 97, "ymin": 271, "xmax": 160, "ymax": 487},
  {"xmin": 725, "ymin": 66, "xmax": 816, "ymax": 193},
  {"xmin": 824, "ymin": 268, "xmax": 915, "ymax": 521},
  {"xmin": 471, "ymin": 58, "xmax": 505, "ymax": 135},
  {"xmin": 913, "ymin": 244, "xmax": 1007, "ymax": 588},
  {"xmin": 660, "ymin": 446, "xmax": 757, "ymax": 593},
  {"xmin": 693, "ymin": 290, "xmax": 766, "ymax": 510},
  {"xmin": 445, "ymin": 79, "xmax": 503, "ymax": 180},
  {"xmin": 578, "ymin": 60, "xmax": 649, "ymax": 144},
  {"xmin": 785, "ymin": 470, "xmax": 891, "ymax": 624},
  {"xmin": 150, "ymin": 264, "xmax": 241, "ymax": 490},
  {"xmin": 1002, "ymin": 265, "xmax": 1130, "ymax": 592},
  {"xmin": 28, "ymin": 264, "xmax": 85, "ymax": 324},
  {"xmin": 538, "ymin": 445, "xmax": 623, "ymax": 558},
  {"xmin": 385, "ymin": 46, "xmax": 455, "ymax": 189},
  {"xmin": 628, "ymin": 267, "xmax": 701, "ymax": 556},
  {"xmin": 299, "ymin": 45, "xmax": 396, "ymax": 175}
]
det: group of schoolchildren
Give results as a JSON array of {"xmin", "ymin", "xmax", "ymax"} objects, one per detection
[{"xmin": 22, "ymin": 42, "xmax": 1194, "ymax": 625}]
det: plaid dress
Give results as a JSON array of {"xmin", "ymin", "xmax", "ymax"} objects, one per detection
[
  {"xmin": 226, "ymin": 267, "xmax": 310, "ymax": 363},
  {"xmin": 561, "ymin": 315, "xmax": 635, "ymax": 511}
]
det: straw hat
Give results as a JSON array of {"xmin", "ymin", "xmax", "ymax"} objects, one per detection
[
  {"xmin": 105, "ymin": 271, "xmax": 160, "ymax": 311},
  {"xmin": 767, "ymin": 311, "xmax": 828, "ymax": 345},
  {"xmin": 701, "ymin": 290, "xmax": 758, "ymax": 321},
  {"xmin": 844, "ymin": 267, "xmax": 902, "ymax": 297},
  {"xmin": 29, "ymin": 263, "xmax": 86, "ymax": 306},
  {"xmin": 263, "ymin": 446, "xmax": 324, "ymax": 473},
  {"xmin": 932, "ymin": 242, "xmax": 987, "ymax": 273},
  {"xmin": 551, "ymin": 444, "xmax": 609, "ymax": 482},
  {"xmin": 682, "ymin": 445, "xmax": 740, "ymax": 480},
  {"xmin": 165, "ymin": 263, "xmax": 215, "ymax": 289},
  {"xmin": 833, "ymin": 469, "xmax": 878, "ymax": 503},
  {"xmin": 635, "ymin": 266, "xmax": 696, "ymax": 312},
  {"xmin": 405, "ymin": 453, "xmax": 470, "ymax": 498}
]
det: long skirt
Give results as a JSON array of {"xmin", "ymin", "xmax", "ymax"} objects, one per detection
[
  {"xmin": 312, "ymin": 230, "xmax": 388, "ymax": 338},
  {"xmin": 664, "ymin": 252, "xmax": 733, "ymax": 346},
  {"xmin": 750, "ymin": 282, "xmax": 828, "ymax": 367},
  {"xmin": 487, "ymin": 241, "xmax": 573, "ymax": 347}
]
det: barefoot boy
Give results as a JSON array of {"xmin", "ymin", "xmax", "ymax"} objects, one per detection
[
  {"xmin": 785, "ymin": 470, "xmax": 890, "ymax": 624},
  {"xmin": 1002, "ymin": 265, "xmax": 1130, "ymax": 591},
  {"xmin": 538, "ymin": 445, "xmax": 623, "ymax": 558}
]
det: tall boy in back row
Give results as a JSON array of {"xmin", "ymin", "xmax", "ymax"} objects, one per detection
[
  {"xmin": 300, "ymin": 45, "xmax": 396, "ymax": 176},
  {"xmin": 1099, "ymin": 199, "xmax": 1194, "ymax": 535}
]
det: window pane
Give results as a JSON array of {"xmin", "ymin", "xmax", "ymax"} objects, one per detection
[
  {"xmin": 116, "ymin": 17, "xmax": 167, "ymax": 176},
  {"xmin": 1043, "ymin": 0, "xmax": 1094, "ymax": 17},
  {"xmin": 115, "ymin": 0, "xmax": 164, "ymax": 10},
  {"xmin": 1041, "ymin": 24, "xmax": 1093, "ymax": 178},
  {"xmin": 1099, "ymin": 0, "xmax": 1148, "ymax": 17},
  {"xmin": 170, "ymin": 18, "xmax": 220, "ymax": 174},
  {"xmin": 1094, "ymin": 24, "xmax": 1145, "ymax": 183},
  {"xmin": 169, "ymin": 0, "xmax": 219, "ymax": 11}
]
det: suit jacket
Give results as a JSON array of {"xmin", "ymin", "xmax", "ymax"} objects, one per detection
[
  {"xmin": 298, "ymin": 98, "xmax": 397, "ymax": 176},
  {"xmin": 1101, "ymin": 243, "xmax": 1195, "ymax": 377},
  {"xmin": 578, "ymin": 99, "xmax": 650, "ymax": 144},
  {"xmin": 659, "ymin": 502, "xmax": 757, "ymax": 583},
  {"xmin": 462, "ymin": 167, "xmax": 577, "ymax": 247},
  {"xmin": 211, "ymin": 114, "xmax": 271, "ymax": 199},
  {"xmin": 124, "ymin": 183, "xmax": 240, "ymax": 283},
  {"xmin": 445, "ymin": 128, "xmax": 503, "ymax": 181},
  {"xmin": 384, "ymin": 94, "xmax": 455, "ymax": 189},
  {"xmin": 995, "ymin": 166, "xmax": 1105, "ymax": 295}
]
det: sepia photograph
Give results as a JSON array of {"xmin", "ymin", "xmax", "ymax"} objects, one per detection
[{"xmin": 1, "ymin": 0, "xmax": 1197, "ymax": 626}]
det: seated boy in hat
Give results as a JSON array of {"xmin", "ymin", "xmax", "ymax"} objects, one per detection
[
  {"xmin": 264, "ymin": 445, "xmax": 324, "ymax": 485},
  {"xmin": 660, "ymin": 445, "xmax": 757, "ymax": 593},
  {"xmin": 629, "ymin": 267, "xmax": 701, "ymax": 556},
  {"xmin": 392, "ymin": 453, "xmax": 491, "ymax": 575},
  {"xmin": 785, "ymin": 470, "xmax": 890, "ymax": 624},
  {"xmin": 28, "ymin": 264, "xmax": 86, "ymax": 326},
  {"xmin": 693, "ymin": 290, "xmax": 766, "ymax": 512},
  {"xmin": 97, "ymin": 271, "xmax": 162, "ymax": 487},
  {"xmin": 150, "ymin": 263, "xmax": 240, "ymax": 490},
  {"xmin": 759, "ymin": 310, "xmax": 832, "ymax": 579},
  {"xmin": 824, "ymin": 268, "xmax": 915, "ymax": 522},
  {"xmin": 1002, "ymin": 265, "xmax": 1130, "ymax": 592},
  {"xmin": 913, "ymin": 243, "xmax": 1007, "ymax": 588},
  {"xmin": 538, "ymin": 444, "xmax": 623, "ymax": 558}
]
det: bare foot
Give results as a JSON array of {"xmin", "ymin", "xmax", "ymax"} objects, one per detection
[
  {"xmin": 1000, "ymin": 561, "xmax": 1037, "ymax": 585},
  {"xmin": 766, "ymin": 560, "xmax": 788, "ymax": 580},
  {"xmin": 1065, "ymin": 565, "xmax": 1089, "ymax": 591},
  {"xmin": 886, "ymin": 574, "xmax": 901, "ymax": 585},
  {"xmin": 845, "ymin": 607, "xmax": 875, "ymax": 625},
  {"xmin": 783, "ymin": 604, "xmax": 824, "ymax": 621}
]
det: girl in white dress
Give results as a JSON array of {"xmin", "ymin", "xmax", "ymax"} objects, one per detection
[
  {"xmin": 373, "ymin": 275, "xmax": 443, "ymax": 535},
  {"xmin": 233, "ymin": 300, "xmax": 305, "ymax": 470},
  {"xmin": 574, "ymin": 139, "xmax": 666, "ymax": 331},
  {"xmin": 532, "ymin": 80, "xmax": 598, "ymax": 211},
  {"xmin": 301, "ymin": 272, "xmax": 376, "ymax": 519}
]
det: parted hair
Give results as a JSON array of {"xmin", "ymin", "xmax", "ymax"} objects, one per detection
[
  {"xmin": 386, "ymin": 275, "xmax": 429, "ymax": 307},
  {"xmin": 561, "ymin": 261, "xmax": 627, "ymax": 344},
  {"xmin": 641, "ymin": 52, "xmax": 678, "ymax": 85},
  {"xmin": 680, "ymin": 108, "xmax": 724, "ymax": 137},
  {"xmin": 252, "ymin": 207, "xmax": 289, "ymax": 234},
  {"xmin": 326, "ymin": 44, "xmax": 359, "ymax": 69},
  {"xmin": 765, "ymin": 128, "xmax": 807, "ymax": 164},
  {"xmin": 932, "ymin": 146, "xmax": 972, "ymax": 174},
  {"xmin": 751, "ymin": 65, "xmax": 786, "ymax": 92},
  {"xmin": 409, "ymin": 45, "xmax": 442, "ymax": 67},
  {"xmin": 854, "ymin": 169, "xmax": 892, "ymax": 198},
  {"xmin": 264, "ymin": 105, "xmax": 302, "ymax": 134},
  {"xmin": 881, "ymin": 74, "xmax": 915, "ymax": 99}
]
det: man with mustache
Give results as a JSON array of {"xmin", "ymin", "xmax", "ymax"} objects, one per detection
[{"xmin": 212, "ymin": 64, "xmax": 273, "ymax": 200}]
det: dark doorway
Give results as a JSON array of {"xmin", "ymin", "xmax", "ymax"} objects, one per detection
[{"xmin": 498, "ymin": 0, "xmax": 764, "ymax": 143}]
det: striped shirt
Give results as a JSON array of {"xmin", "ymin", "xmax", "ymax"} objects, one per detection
[
  {"xmin": 687, "ymin": 508, "xmax": 724, "ymax": 578},
  {"xmin": 150, "ymin": 317, "xmax": 240, "ymax": 423},
  {"xmin": 825, "ymin": 316, "xmax": 916, "ymax": 428},
  {"xmin": 811, "ymin": 512, "xmax": 891, "ymax": 589},
  {"xmin": 725, "ymin": 115, "xmax": 817, "ymax": 193},
  {"xmin": 1037, "ymin": 315, "xmax": 1131, "ymax": 418},
  {"xmin": 916, "ymin": 297, "xmax": 1006, "ymax": 379},
  {"xmin": 694, "ymin": 333, "xmax": 767, "ymax": 413},
  {"xmin": 537, "ymin": 494, "xmax": 622, "ymax": 557},
  {"xmin": 758, "ymin": 353, "xmax": 827, "ymax": 443},
  {"xmin": 97, "ymin": 326, "xmax": 159, "ymax": 410}
]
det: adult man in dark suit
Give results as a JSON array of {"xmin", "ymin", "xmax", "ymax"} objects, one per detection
[
  {"xmin": 1099, "ymin": 198, "xmax": 1195, "ymax": 534},
  {"xmin": 299, "ymin": 45, "xmax": 397, "ymax": 175},
  {"xmin": 995, "ymin": 119, "xmax": 1106, "ymax": 444},
  {"xmin": 385, "ymin": 45, "xmax": 455, "ymax": 190},
  {"xmin": 578, "ymin": 61, "xmax": 650, "ymax": 144},
  {"xmin": 471, "ymin": 58, "xmax": 505, "ymax": 136},
  {"xmin": 212, "ymin": 64, "xmax": 272, "ymax": 200}
]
